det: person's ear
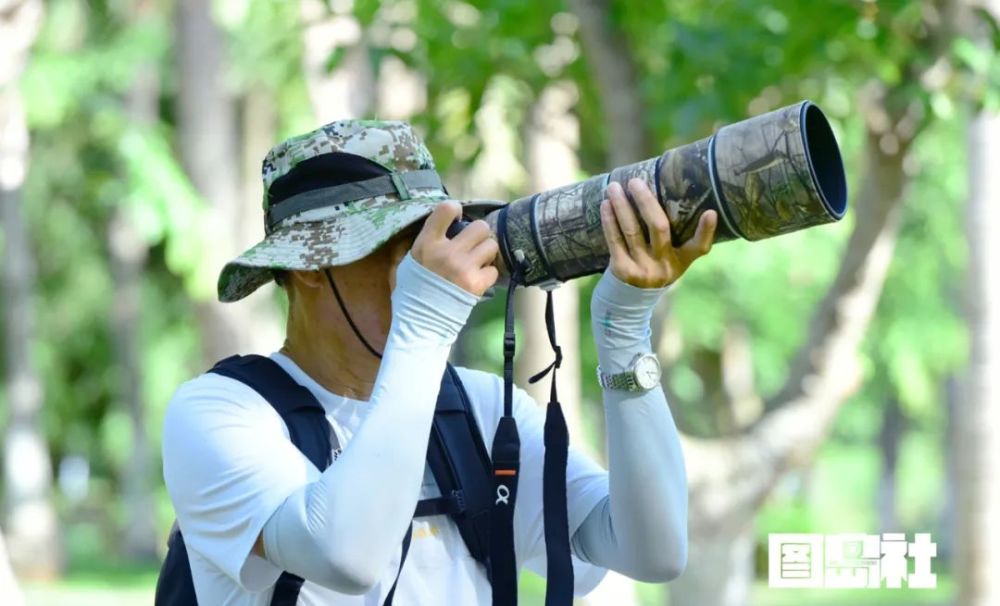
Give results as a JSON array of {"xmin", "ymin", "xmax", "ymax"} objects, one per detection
[
  {"xmin": 387, "ymin": 236, "xmax": 411, "ymax": 269},
  {"xmin": 287, "ymin": 269, "xmax": 326, "ymax": 291},
  {"xmin": 388, "ymin": 223, "xmax": 423, "ymax": 267}
]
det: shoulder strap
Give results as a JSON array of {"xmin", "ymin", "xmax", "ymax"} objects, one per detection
[
  {"xmin": 154, "ymin": 522, "xmax": 199, "ymax": 606},
  {"xmin": 416, "ymin": 364, "xmax": 494, "ymax": 573},
  {"xmin": 209, "ymin": 354, "xmax": 336, "ymax": 471},
  {"xmin": 158, "ymin": 354, "xmax": 336, "ymax": 606},
  {"xmin": 209, "ymin": 355, "xmax": 339, "ymax": 606},
  {"xmin": 213, "ymin": 354, "xmax": 338, "ymax": 606}
]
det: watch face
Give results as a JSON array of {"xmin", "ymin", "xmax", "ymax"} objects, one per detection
[{"xmin": 634, "ymin": 355, "xmax": 661, "ymax": 390}]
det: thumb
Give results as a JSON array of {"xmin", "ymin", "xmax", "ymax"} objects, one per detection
[{"xmin": 678, "ymin": 210, "xmax": 717, "ymax": 266}]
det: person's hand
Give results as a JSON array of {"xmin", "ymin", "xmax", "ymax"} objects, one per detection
[
  {"xmin": 600, "ymin": 178, "xmax": 717, "ymax": 288},
  {"xmin": 411, "ymin": 201, "xmax": 499, "ymax": 296}
]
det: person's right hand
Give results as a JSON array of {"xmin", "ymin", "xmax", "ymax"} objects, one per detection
[{"xmin": 411, "ymin": 202, "xmax": 499, "ymax": 297}]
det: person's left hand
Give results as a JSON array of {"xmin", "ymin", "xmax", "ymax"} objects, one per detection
[{"xmin": 600, "ymin": 178, "xmax": 717, "ymax": 288}]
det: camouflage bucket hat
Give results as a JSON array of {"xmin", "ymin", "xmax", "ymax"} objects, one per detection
[{"xmin": 218, "ymin": 119, "xmax": 504, "ymax": 302}]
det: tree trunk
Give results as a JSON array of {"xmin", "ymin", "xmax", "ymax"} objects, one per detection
[
  {"xmin": 240, "ymin": 90, "xmax": 277, "ymax": 251},
  {"xmin": 108, "ymin": 1, "xmax": 159, "ymax": 560},
  {"xmin": 877, "ymin": 395, "xmax": 902, "ymax": 533},
  {"xmin": 108, "ymin": 206, "xmax": 158, "ymax": 560},
  {"xmin": 236, "ymin": 87, "xmax": 285, "ymax": 350},
  {"xmin": 0, "ymin": 527, "xmax": 25, "ymax": 606},
  {"xmin": 175, "ymin": 0, "xmax": 277, "ymax": 364},
  {"xmin": 668, "ymin": 526, "xmax": 755, "ymax": 606},
  {"xmin": 0, "ymin": 0, "xmax": 62, "ymax": 580},
  {"xmin": 672, "ymin": 100, "xmax": 915, "ymax": 605},
  {"xmin": 568, "ymin": 0, "xmax": 648, "ymax": 164},
  {"xmin": 569, "ymin": 1, "xmax": 956, "ymax": 604},
  {"xmin": 938, "ymin": 375, "xmax": 960, "ymax": 566},
  {"xmin": 301, "ymin": 0, "xmax": 373, "ymax": 124},
  {"xmin": 955, "ymin": 69, "xmax": 1000, "ymax": 606}
]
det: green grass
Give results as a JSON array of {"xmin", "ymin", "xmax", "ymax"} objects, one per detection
[
  {"xmin": 24, "ymin": 584, "xmax": 154, "ymax": 606},
  {"xmin": 22, "ymin": 559, "xmax": 158, "ymax": 606},
  {"xmin": 751, "ymin": 576, "xmax": 954, "ymax": 606},
  {"xmin": 22, "ymin": 565, "xmax": 953, "ymax": 606}
]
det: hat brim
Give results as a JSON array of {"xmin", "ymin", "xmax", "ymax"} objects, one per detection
[{"xmin": 217, "ymin": 195, "xmax": 506, "ymax": 302}]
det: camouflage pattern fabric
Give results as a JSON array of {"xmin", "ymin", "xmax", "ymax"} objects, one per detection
[
  {"xmin": 713, "ymin": 101, "xmax": 845, "ymax": 241},
  {"xmin": 656, "ymin": 137, "xmax": 740, "ymax": 244},
  {"xmin": 482, "ymin": 100, "xmax": 846, "ymax": 287},
  {"xmin": 218, "ymin": 119, "xmax": 503, "ymax": 302}
]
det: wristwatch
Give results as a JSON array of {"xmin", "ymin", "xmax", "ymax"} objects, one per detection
[{"xmin": 597, "ymin": 352, "xmax": 662, "ymax": 392}]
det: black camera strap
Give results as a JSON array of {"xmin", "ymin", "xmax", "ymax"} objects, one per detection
[
  {"xmin": 491, "ymin": 217, "xmax": 573, "ymax": 606},
  {"xmin": 324, "ymin": 268, "xmax": 384, "ymax": 360},
  {"xmin": 491, "ymin": 250, "xmax": 523, "ymax": 606},
  {"xmin": 527, "ymin": 289, "xmax": 574, "ymax": 606}
]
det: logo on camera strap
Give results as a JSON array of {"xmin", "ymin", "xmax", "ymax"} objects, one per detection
[
  {"xmin": 495, "ymin": 484, "xmax": 511, "ymax": 505},
  {"xmin": 494, "ymin": 468, "xmax": 516, "ymax": 506}
]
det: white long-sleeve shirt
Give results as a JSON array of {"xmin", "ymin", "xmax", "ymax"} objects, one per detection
[{"xmin": 162, "ymin": 253, "xmax": 686, "ymax": 605}]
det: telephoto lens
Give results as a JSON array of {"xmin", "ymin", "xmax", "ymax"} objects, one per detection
[{"xmin": 482, "ymin": 100, "xmax": 847, "ymax": 288}]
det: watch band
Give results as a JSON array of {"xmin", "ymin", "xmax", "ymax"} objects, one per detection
[
  {"xmin": 598, "ymin": 368, "xmax": 639, "ymax": 391},
  {"xmin": 596, "ymin": 352, "xmax": 661, "ymax": 392}
]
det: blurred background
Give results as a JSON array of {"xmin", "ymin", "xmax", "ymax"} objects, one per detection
[{"xmin": 1, "ymin": 0, "xmax": 998, "ymax": 605}]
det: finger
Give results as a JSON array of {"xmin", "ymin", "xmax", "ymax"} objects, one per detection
[
  {"xmin": 415, "ymin": 201, "xmax": 463, "ymax": 244},
  {"xmin": 678, "ymin": 210, "xmax": 717, "ymax": 266},
  {"xmin": 628, "ymin": 178, "xmax": 672, "ymax": 252},
  {"xmin": 608, "ymin": 181, "xmax": 648, "ymax": 258},
  {"xmin": 467, "ymin": 231, "xmax": 500, "ymax": 267},
  {"xmin": 475, "ymin": 265, "xmax": 500, "ymax": 295},
  {"xmin": 451, "ymin": 218, "xmax": 491, "ymax": 251},
  {"xmin": 599, "ymin": 199, "xmax": 634, "ymax": 270}
]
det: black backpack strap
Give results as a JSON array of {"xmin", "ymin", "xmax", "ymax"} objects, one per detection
[
  {"xmin": 154, "ymin": 523, "xmax": 199, "ymax": 605},
  {"xmin": 209, "ymin": 354, "xmax": 335, "ymax": 471},
  {"xmin": 209, "ymin": 354, "xmax": 336, "ymax": 606},
  {"xmin": 416, "ymin": 364, "xmax": 494, "ymax": 572},
  {"xmin": 384, "ymin": 364, "xmax": 494, "ymax": 606},
  {"xmin": 155, "ymin": 354, "xmax": 337, "ymax": 606},
  {"xmin": 380, "ymin": 523, "xmax": 413, "ymax": 606}
]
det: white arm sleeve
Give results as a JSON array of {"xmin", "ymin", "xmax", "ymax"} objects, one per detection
[
  {"xmin": 571, "ymin": 269, "xmax": 688, "ymax": 582},
  {"xmin": 259, "ymin": 253, "xmax": 479, "ymax": 593},
  {"xmin": 164, "ymin": 253, "xmax": 478, "ymax": 595}
]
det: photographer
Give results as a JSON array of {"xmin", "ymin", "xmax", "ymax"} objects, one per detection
[{"xmin": 160, "ymin": 120, "xmax": 716, "ymax": 605}]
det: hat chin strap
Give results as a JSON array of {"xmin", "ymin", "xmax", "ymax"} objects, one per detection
[{"xmin": 323, "ymin": 268, "xmax": 384, "ymax": 360}]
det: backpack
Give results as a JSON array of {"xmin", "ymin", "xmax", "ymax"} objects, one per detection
[{"xmin": 154, "ymin": 354, "xmax": 495, "ymax": 605}]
